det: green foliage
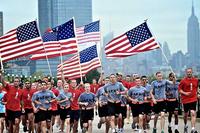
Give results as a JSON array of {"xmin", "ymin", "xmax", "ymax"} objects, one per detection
[{"xmin": 84, "ymin": 69, "xmax": 100, "ymax": 83}]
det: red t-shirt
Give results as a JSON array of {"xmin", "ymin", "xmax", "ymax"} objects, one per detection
[
  {"xmin": 90, "ymin": 84, "xmax": 100, "ymax": 94},
  {"xmin": 69, "ymin": 88, "xmax": 82, "ymax": 110},
  {"xmin": 51, "ymin": 88, "xmax": 59, "ymax": 111},
  {"xmin": 5, "ymin": 84, "xmax": 23, "ymax": 111},
  {"xmin": 22, "ymin": 88, "xmax": 37, "ymax": 109},
  {"xmin": 178, "ymin": 77, "xmax": 198, "ymax": 104},
  {"xmin": 127, "ymin": 81, "xmax": 136, "ymax": 89}
]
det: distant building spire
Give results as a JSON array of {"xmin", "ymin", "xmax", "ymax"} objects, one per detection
[{"xmin": 192, "ymin": 0, "xmax": 194, "ymax": 16}]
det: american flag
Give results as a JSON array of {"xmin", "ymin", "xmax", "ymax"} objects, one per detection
[
  {"xmin": 57, "ymin": 45, "xmax": 101, "ymax": 80},
  {"xmin": 0, "ymin": 21, "xmax": 43, "ymax": 62},
  {"xmin": 30, "ymin": 19, "xmax": 78, "ymax": 60},
  {"xmin": 105, "ymin": 22, "xmax": 159, "ymax": 58},
  {"xmin": 76, "ymin": 20, "xmax": 100, "ymax": 44}
]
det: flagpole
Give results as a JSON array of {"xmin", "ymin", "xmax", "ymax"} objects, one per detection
[
  {"xmin": 0, "ymin": 52, "xmax": 4, "ymax": 72},
  {"xmin": 99, "ymin": 19, "xmax": 104, "ymax": 74},
  {"xmin": 145, "ymin": 20, "xmax": 174, "ymax": 73},
  {"xmin": 73, "ymin": 17, "xmax": 83, "ymax": 82},
  {"xmin": 35, "ymin": 20, "xmax": 52, "ymax": 76}
]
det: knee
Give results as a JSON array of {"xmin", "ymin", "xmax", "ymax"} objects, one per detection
[
  {"xmin": 139, "ymin": 114, "xmax": 143, "ymax": 120},
  {"xmin": 190, "ymin": 110, "xmax": 196, "ymax": 117},
  {"xmin": 15, "ymin": 119, "xmax": 20, "ymax": 125},
  {"xmin": 88, "ymin": 121, "xmax": 92, "ymax": 127},
  {"xmin": 160, "ymin": 112, "xmax": 165, "ymax": 118},
  {"xmin": 66, "ymin": 119, "xmax": 70, "ymax": 125}
]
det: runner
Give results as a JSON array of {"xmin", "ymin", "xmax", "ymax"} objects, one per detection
[
  {"xmin": 128, "ymin": 77, "xmax": 146, "ymax": 133},
  {"xmin": 0, "ymin": 73, "xmax": 23, "ymax": 133},
  {"xmin": 0, "ymin": 83, "xmax": 6, "ymax": 133},
  {"xmin": 179, "ymin": 68, "xmax": 199, "ymax": 133},
  {"xmin": 78, "ymin": 83, "xmax": 97, "ymax": 133},
  {"xmin": 31, "ymin": 81, "xmax": 56, "ymax": 133},
  {"xmin": 69, "ymin": 79, "xmax": 82, "ymax": 133},
  {"xmin": 57, "ymin": 83, "xmax": 72, "ymax": 133},
  {"xmin": 166, "ymin": 72, "xmax": 179, "ymax": 133},
  {"xmin": 141, "ymin": 75, "xmax": 152, "ymax": 130},
  {"xmin": 150, "ymin": 72, "xmax": 167, "ymax": 133},
  {"xmin": 103, "ymin": 74, "xmax": 126, "ymax": 133},
  {"xmin": 90, "ymin": 78, "xmax": 100, "ymax": 94},
  {"xmin": 96, "ymin": 77, "xmax": 110, "ymax": 133},
  {"xmin": 21, "ymin": 80, "xmax": 36, "ymax": 133}
]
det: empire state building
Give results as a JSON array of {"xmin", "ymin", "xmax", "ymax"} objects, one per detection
[{"xmin": 187, "ymin": 2, "xmax": 200, "ymax": 65}]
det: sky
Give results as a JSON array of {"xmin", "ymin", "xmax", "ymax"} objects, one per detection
[{"xmin": 0, "ymin": 0, "xmax": 200, "ymax": 54}]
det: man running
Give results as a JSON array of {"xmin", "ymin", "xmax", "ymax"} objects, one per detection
[
  {"xmin": 179, "ymin": 68, "xmax": 199, "ymax": 133},
  {"xmin": 103, "ymin": 74, "xmax": 126, "ymax": 133},
  {"xmin": 150, "ymin": 72, "xmax": 167, "ymax": 133},
  {"xmin": 166, "ymin": 72, "xmax": 179, "ymax": 133},
  {"xmin": 0, "ymin": 73, "xmax": 22, "ymax": 133},
  {"xmin": 21, "ymin": 80, "xmax": 36, "ymax": 133},
  {"xmin": 57, "ymin": 83, "xmax": 72, "ymax": 133},
  {"xmin": 128, "ymin": 77, "xmax": 146, "ymax": 133},
  {"xmin": 0, "ymin": 83, "xmax": 6, "ymax": 133},
  {"xmin": 78, "ymin": 83, "xmax": 97, "ymax": 133},
  {"xmin": 32, "ymin": 81, "xmax": 56, "ymax": 133}
]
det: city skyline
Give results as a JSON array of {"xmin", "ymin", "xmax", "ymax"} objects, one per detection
[{"xmin": 0, "ymin": 0, "xmax": 200, "ymax": 54}]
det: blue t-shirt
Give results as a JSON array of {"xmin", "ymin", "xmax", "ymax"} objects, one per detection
[
  {"xmin": 120, "ymin": 95, "xmax": 127, "ymax": 106},
  {"xmin": 103, "ymin": 82, "xmax": 125, "ymax": 102},
  {"xmin": 0, "ymin": 91, "xmax": 6, "ymax": 113},
  {"xmin": 78, "ymin": 92, "xmax": 96, "ymax": 108},
  {"xmin": 128, "ymin": 86, "xmax": 146, "ymax": 102},
  {"xmin": 32, "ymin": 90, "xmax": 56, "ymax": 109},
  {"xmin": 96, "ymin": 87, "xmax": 108, "ymax": 104},
  {"xmin": 57, "ymin": 91, "xmax": 72, "ymax": 107},
  {"xmin": 166, "ymin": 81, "xmax": 179, "ymax": 99},
  {"xmin": 151, "ymin": 80, "xmax": 167, "ymax": 100}
]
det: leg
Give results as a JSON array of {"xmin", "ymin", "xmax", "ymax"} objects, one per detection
[
  {"xmin": 60, "ymin": 119, "xmax": 65, "ymax": 132},
  {"xmin": 88, "ymin": 120, "xmax": 92, "ymax": 133},
  {"xmin": 0, "ymin": 118, "xmax": 5, "ymax": 133},
  {"xmin": 190, "ymin": 110, "xmax": 196, "ymax": 130},
  {"xmin": 160, "ymin": 112, "xmax": 165, "ymax": 131},
  {"xmin": 126, "ymin": 105, "xmax": 130, "ymax": 123},
  {"xmin": 73, "ymin": 120, "xmax": 78, "ymax": 133},
  {"xmin": 66, "ymin": 118, "xmax": 70, "ymax": 133},
  {"xmin": 13, "ymin": 118, "xmax": 20, "ymax": 133},
  {"xmin": 8, "ymin": 120, "xmax": 13, "ymax": 133},
  {"xmin": 105, "ymin": 117, "xmax": 110, "ymax": 133},
  {"xmin": 153, "ymin": 113, "xmax": 159, "ymax": 129},
  {"xmin": 184, "ymin": 111, "xmax": 189, "ymax": 126},
  {"xmin": 138, "ymin": 114, "xmax": 143, "ymax": 130},
  {"xmin": 40, "ymin": 121, "xmax": 47, "ymax": 133},
  {"xmin": 118, "ymin": 114, "xmax": 122, "ymax": 129},
  {"xmin": 28, "ymin": 113, "xmax": 34, "ymax": 133},
  {"xmin": 174, "ymin": 110, "xmax": 179, "ymax": 131}
]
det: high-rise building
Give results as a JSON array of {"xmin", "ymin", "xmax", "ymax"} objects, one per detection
[
  {"xmin": 163, "ymin": 41, "xmax": 172, "ymax": 61},
  {"xmin": 37, "ymin": 0, "xmax": 92, "ymax": 76},
  {"xmin": 187, "ymin": 2, "xmax": 200, "ymax": 65},
  {"xmin": 0, "ymin": 12, "xmax": 3, "ymax": 36}
]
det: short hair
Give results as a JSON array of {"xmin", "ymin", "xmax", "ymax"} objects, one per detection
[
  {"xmin": 135, "ymin": 77, "xmax": 140, "ymax": 80},
  {"xmin": 186, "ymin": 68, "xmax": 192, "ymax": 71},
  {"xmin": 156, "ymin": 71, "xmax": 162, "ymax": 76},
  {"xmin": 110, "ymin": 74, "xmax": 116, "ymax": 77},
  {"xmin": 168, "ymin": 72, "xmax": 174, "ymax": 77},
  {"xmin": 140, "ymin": 75, "xmax": 147, "ymax": 79},
  {"xmin": 126, "ymin": 75, "xmax": 131, "ymax": 77},
  {"xmin": 41, "ymin": 81, "xmax": 47, "ymax": 85}
]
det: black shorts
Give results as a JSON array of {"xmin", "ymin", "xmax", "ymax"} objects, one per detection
[
  {"xmin": 70, "ymin": 110, "xmax": 80, "ymax": 122},
  {"xmin": 98, "ymin": 105, "xmax": 108, "ymax": 117},
  {"xmin": 25, "ymin": 108, "xmax": 33, "ymax": 115},
  {"xmin": 143, "ymin": 103, "xmax": 152, "ymax": 114},
  {"xmin": 166, "ymin": 100, "xmax": 179, "ymax": 112},
  {"xmin": 107, "ymin": 102, "xmax": 121, "ymax": 117},
  {"xmin": 36, "ymin": 110, "xmax": 52, "ymax": 123},
  {"xmin": 153, "ymin": 101, "xmax": 167, "ymax": 114},
  {"xmin": 81, "ymin": 109, "xmax": 94, "ymax": 123},
  {"xmin": 60, "ymin": 108, "xmax": 71, "ymax": 120},
  {"xmin": 119, "ymin": 106, "xmax": 127, "ymax": 119},
  {"xmin": 0, "ymin": 113, "xmax": 5, "ymax": 118},
  {"xmin": 130, "ymin": 104, "xmax": 145, "ymax": 117},
  {"xmin": 51, "ymin": 110, "xmax": 59, "ymax": 116},
  {"xmin": 6, "ymin": 110, "xmax": 21, "ymax": 122},
  {"xmin": 183, "ymin": 101, "xmax": 197, "ymax": 113},
  {"xmin": 34, "ymin": 112, "xmax": 40, "ymax": 123}
]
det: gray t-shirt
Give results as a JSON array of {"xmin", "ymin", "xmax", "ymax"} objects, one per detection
[
  {"xmin": 166, "ymin": 81, "xmax": 179, "ymax": 99},
  {"xmin": 103, "ymin": 82, "xmax": 125, "ymax": 102},
  {"xmin": 128, "ymin": 86, "xmax": 146, "ymax": 102},
  {"xmin": 32, "ymin": 90, "xmax": 56, "ymax": 109},
  {"xmin": 96, "ymin": 87, "xmax": 108, "ymax": 104},
  {"xmin": 57, "ymin": 91, "xmax": 72, "ymax": 107},
  {"xmin": 151, "ymin": 80, "xmax": 167, "ymax": 100},
  {"xmin": 78, "ymin": 92, "xmax": 96, "ymax": 108}
]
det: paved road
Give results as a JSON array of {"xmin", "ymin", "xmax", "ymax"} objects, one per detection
[{"xmin": 15, "ymin": 115, "xmax": 200, "ymax": 133}]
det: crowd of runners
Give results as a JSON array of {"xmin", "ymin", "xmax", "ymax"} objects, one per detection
[{"xmin": 0, "ymin": 68, "xmax": 199, "ymax": 133}]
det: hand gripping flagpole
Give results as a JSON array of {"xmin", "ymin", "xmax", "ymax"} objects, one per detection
[
  {"xmin": 145, "ymin": 20, "xmax": 174, "ymax": 73},
  {"xmin": 35, "ymin": 19, "xmax": 52, "ymax": 76},
  {"xmin": 73, "ymin": 17, "xmax": 83, "ymax": 82}
]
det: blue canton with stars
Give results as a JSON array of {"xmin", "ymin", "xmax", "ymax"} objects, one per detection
[
  {"xmin": 84, "ymin": 21, "xmax": 99, "ymax": 33},
  {"xmin": 16, "ymin": 21, "xmax": 40, "ymax": 43},
  {"xmin": 42, "ymin": 32, "xmax": 57, "ymax": 42},
  {"xmin": 80, "ymin": 45, "xmax": 98, "ymax": 63},
  {"xmin": 55, "ymin": 19, "xmax": 75, "ymax": 40},
  {"xmin": 125, "ymin": 22, "xmax": 152, "ymax": 47}
]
